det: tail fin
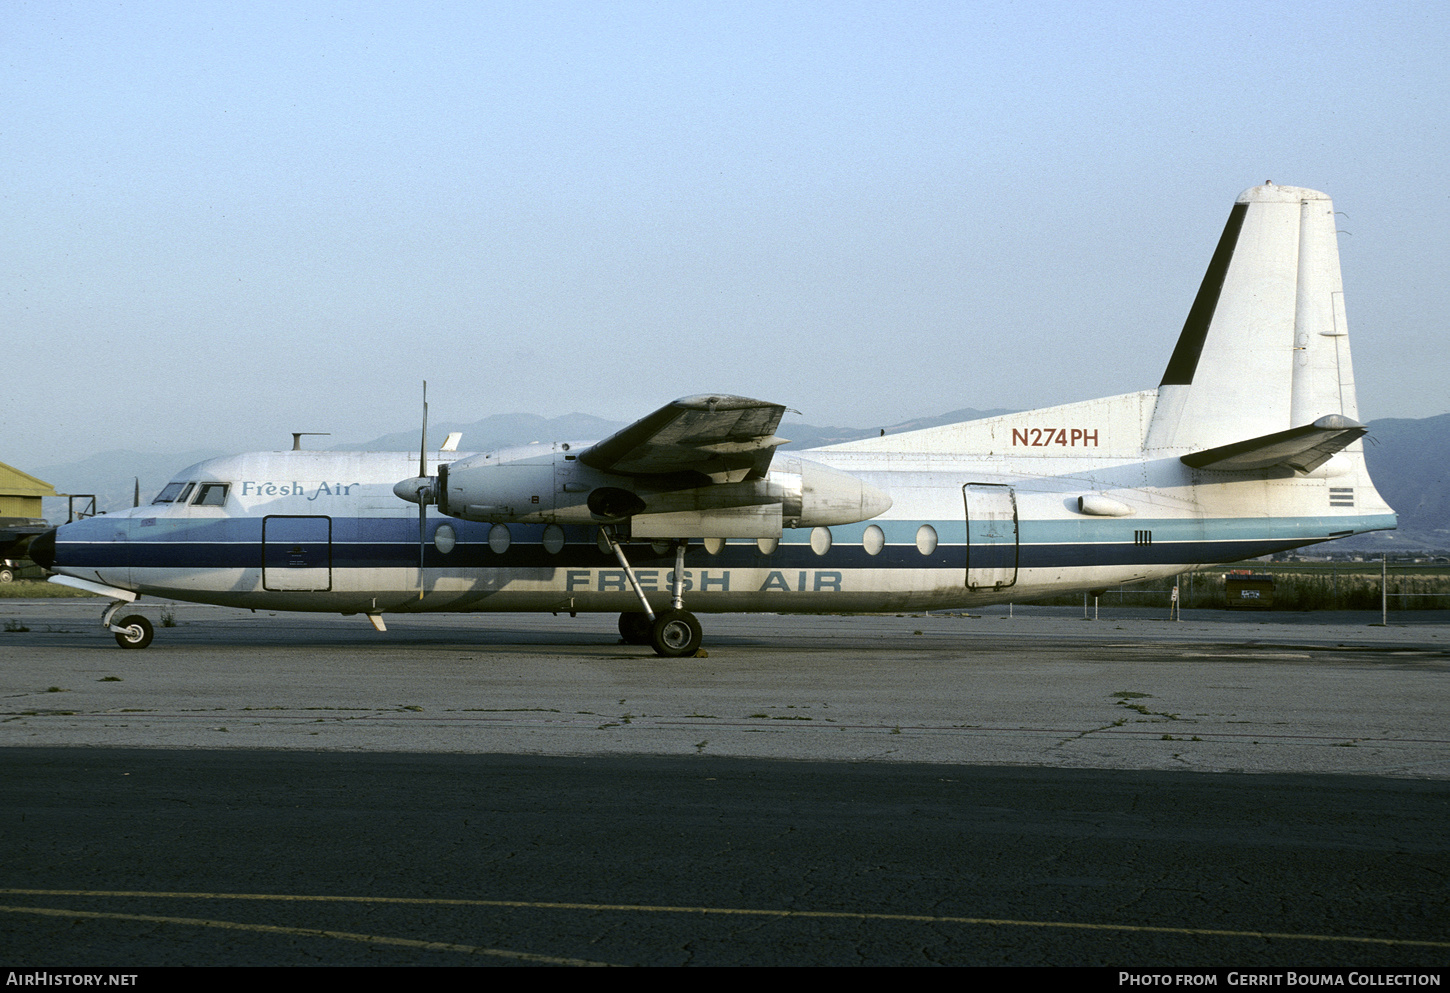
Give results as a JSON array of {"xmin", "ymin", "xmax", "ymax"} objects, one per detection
[{"xmin": 1146, "ymin": 183, "xmax": 1359, "ymax": 454}]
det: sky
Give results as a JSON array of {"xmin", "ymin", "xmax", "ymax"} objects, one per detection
[{"xmin": 3, "ymin": 0, "xmax": 1447, "ymax": 469}]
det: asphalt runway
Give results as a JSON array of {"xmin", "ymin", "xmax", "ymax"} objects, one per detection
[{"xmin": 1, "ymin": 600, "xmax": 1447, "ymax": 966}]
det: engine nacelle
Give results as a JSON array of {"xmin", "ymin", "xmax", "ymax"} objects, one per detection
[
  {"xmin": 438, "ymin": 454, "xmax": 559, "ymax": 521},
  {"xmin": 768, "ymin": 457, "xmax": 894, "ymax": 530},
  {"xmin": 427, "ymin": 451, "xmax": 891, "ymax": 538}
]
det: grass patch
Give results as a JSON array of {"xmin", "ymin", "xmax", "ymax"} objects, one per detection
[{"xmin": 0, "ymin": 580, "xmax": 98, "ymax": 598}]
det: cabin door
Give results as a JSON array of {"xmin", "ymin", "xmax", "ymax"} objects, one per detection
[
  {"xmin": 963, "ymin": 484, "xmax": 1018, "ymax": 590},
  {"xmin": 263, "ymin": 515, "xmax": 332, "ymax": 592}
]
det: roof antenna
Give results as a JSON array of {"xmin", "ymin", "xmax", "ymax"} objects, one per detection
[{"xmin": 291, "ymin": 433, "xmax": 331, "ymax": 451}]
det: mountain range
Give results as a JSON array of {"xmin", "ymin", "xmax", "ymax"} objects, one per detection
[{"xmin": 27, "ymin": 408, "xmax": 1447, "ymax": 551}]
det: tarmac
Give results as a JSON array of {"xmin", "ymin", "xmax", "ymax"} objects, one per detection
[
  {"xmin": 2, "ymin": 600, "xmax": 1447, "ymax": 966},
  {"xmin": 1, "ymin": 599, "xmax": 1447, "ymax": 776}
]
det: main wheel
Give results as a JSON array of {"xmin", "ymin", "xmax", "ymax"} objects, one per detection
[
  {"xmin": 0, "ymin": 568, "xmax": 12, "ymax": 583},
  {"xmin": 649, "ymin": 609, "xmax": 702, "ymax": 658},
  {"xmin": 618, "ymin": 611, "xmax": 652, "ymax": 645},
  {"xmin": 114, "ymin": 614, "xmax": 154, "ymax": 650}
]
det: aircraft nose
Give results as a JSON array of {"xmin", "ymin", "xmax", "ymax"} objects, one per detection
[{"xmin": 28, "ymin": 528, "xmax": 57, "ymax": 570}]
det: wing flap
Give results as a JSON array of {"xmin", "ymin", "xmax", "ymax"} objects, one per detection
[
  {"xmin": 1180, "ymin": 414, "xmax": 1366, "ymax": 473},
  {"xmin": 579, "ymin": 395, "xmax": 788, "ymax": 479}
]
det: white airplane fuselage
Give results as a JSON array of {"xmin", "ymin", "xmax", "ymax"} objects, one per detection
[
  {"xmin": 33, "ymin": 182, "xmax": 1398, "ymax": 648},
  {"xmin": 41, "ymin": 410, "xmax": 1393, "ymax": 617}
]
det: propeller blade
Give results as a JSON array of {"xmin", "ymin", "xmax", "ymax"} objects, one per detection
[
  {"xmin": 418, "ymin": 502, "xmax": 427, "ymax": 599},
  {"xmin": 392, "ymin": 381, "xmax": 443, "ymax": 601},
  {"xmin": 418, "ymin": 381, "xmax": 428, "ymax": 598},
  {"xmin": 419, "ymin": 381, "xmax": 428, "ymax": 480}
]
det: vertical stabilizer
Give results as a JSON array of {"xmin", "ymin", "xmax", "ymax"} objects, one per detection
[{"xmin": 1146, "ymin": 184, "xmax": 1358, "ymax": 453}]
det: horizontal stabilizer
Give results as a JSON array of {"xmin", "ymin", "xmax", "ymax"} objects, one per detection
[{"xmin": 1180, "ymin": 414, "xmax": 1365, "ymax": 474}]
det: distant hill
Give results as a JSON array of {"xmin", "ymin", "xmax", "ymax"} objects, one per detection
[
  {"xmin": 34, "ymin": 448, "xmax": 228, "ymax": 523},
  {"xmin": 340, "ymin": 406, "xmax": 1018, "ymax": 453},
  {"xmin": 1349, "ymin": 413, "xmax": 1450, "ymax": 551},
  {"xmin": 346, "ymin": 412, "xmax": 630, "ymax": 455},
  {"xmin": 776, "ymin": 407, "xmax": 1017, "ymax": 448},
  {"xmin": 22, "ymin": 409, "xmax": 1447, "ymax": 551}
]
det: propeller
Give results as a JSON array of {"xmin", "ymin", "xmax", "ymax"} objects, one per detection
[
  {"xmin": 390, "ymin": 382, "xmax": 436, "ymax": 599},
  {"xmin": 416, "ymin": 382, "xmax": 430, "ymax": 596}
]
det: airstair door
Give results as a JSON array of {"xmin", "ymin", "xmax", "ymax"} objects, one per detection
[
  {"xmin": 263, "ymin": 515, "xmax": 332, "ymax": 592},
  {"xmin": 963, "ymin": 484, "xmax": 1018, "ymax": 590}
]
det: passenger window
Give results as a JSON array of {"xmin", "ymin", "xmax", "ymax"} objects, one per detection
[{"xmin": 192, "ymin": 483, "xmax": 230, "ymax": 507}]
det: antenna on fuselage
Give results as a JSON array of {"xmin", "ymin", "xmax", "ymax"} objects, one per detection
[{"xmin": 291, "ymin": 433, "xmax": 331, "ymax": 451}]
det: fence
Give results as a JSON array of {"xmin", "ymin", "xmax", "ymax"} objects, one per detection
[{"xmin": 1029, "ymin": 561, "xmax": 1450, "ymax": 611}]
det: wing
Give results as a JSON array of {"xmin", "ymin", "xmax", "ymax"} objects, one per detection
[{"xmin": 579, "ymin": 394, "xmax": 790, "ymax": 481}]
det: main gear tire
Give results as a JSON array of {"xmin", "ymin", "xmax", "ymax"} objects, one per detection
[
  {"xmin": 649, "ymin": 609, "xmax": 702, "ymax": 658},
  {"xmin": 618, "ymin": 611, "xmax": 653, "ymax": 645}
]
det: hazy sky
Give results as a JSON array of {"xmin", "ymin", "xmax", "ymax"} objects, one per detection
[{"xmin": 4, "ymin": 0, "xmax": 1447, "ymax": 468}]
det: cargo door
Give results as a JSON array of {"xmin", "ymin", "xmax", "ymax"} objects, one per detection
[
  {"xmin": 963, "ymin": 483, "xmax": 1018, "ymax": 590},
  {"xmin": 263, "ymin": 515, "xmax": 332, "ymax": 591}
]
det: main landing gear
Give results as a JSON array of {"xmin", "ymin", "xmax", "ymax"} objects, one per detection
[
  {"xmin": 602, "ymin": 529, "xmax": 704, "ymax": 658},
  {"xmin": 619, "ymin": 608, "xmax": 703, "ymax": 657}
]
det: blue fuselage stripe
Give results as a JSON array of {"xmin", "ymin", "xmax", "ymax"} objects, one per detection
[{"xmin": 51, "ymin": 513, "xmax": 1395, "ymax": 572}]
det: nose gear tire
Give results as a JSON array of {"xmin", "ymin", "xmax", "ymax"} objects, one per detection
[{"xmin": 114, "ymin": 614, "xmax": 154, "ymax": 650}]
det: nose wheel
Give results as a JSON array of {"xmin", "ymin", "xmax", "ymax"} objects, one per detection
[
  {"xmin": 113, "ymin": 614, "xmax": 154, "ymax": 649},
  {"xmin": 100, "ymin": 599, "xmax": 154, "ymax": 649}
]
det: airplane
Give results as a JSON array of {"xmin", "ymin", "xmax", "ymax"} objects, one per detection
[{"xmin": 28, "ymin": 182, "xmax": 1396, "ymax": 655}]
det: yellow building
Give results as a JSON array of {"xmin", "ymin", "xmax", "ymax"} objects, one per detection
[{"xmin": 1, "ymin": 460, "xmax": 58, "ymax": 523}]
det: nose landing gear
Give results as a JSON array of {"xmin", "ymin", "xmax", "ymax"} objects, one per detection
[
  {"xmin": 113, "ymin": 614, "xmax": 154, "ymax": 649},
  {"xmin": 100, "ymin": 599, "xmax": 154, "ymax": 649}
]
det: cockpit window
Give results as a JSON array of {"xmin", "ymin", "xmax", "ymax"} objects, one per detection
[
  {"xmin": 152, "ymin": 482, "xmax": 195, "ymax": 505},
  {"xmin": 192, "ymin": 483, "xmax": 230, "ymax": 507},
  {"xmin": 152, "ymin": 483, "xmax": 183, "ymax": 504}
]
